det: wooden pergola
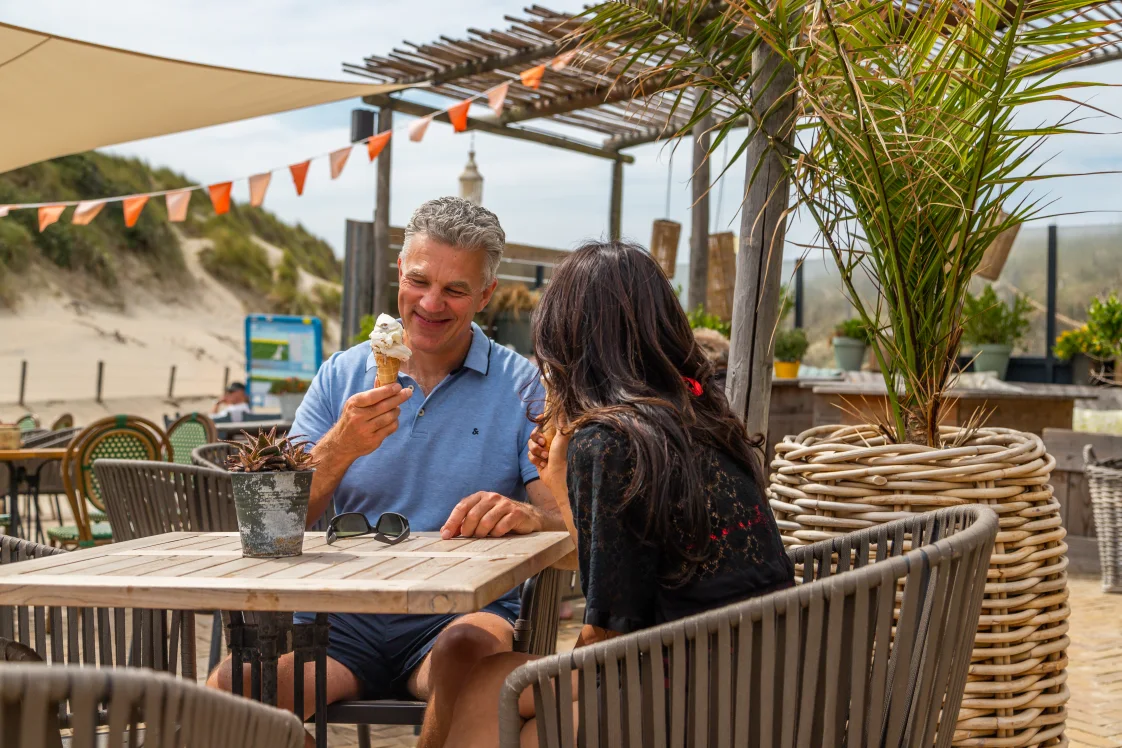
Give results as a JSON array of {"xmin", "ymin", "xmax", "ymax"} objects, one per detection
[{"xmin": 343, "ymin": 2, "xmax": 1122, "ymax": 436}]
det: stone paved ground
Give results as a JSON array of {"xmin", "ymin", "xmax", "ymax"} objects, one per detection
[{"xmin": 193, "ymin": 579, "xmax": 1122, "ymax": 747}]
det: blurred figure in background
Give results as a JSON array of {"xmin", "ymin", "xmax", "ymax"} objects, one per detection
[
  {"xmin": 693, "ymin": 327, "xmax": 730, "ymax": 394},
  {"xmin": 212, "ymin": 381, "xmax": 251, "ymax": 420}
]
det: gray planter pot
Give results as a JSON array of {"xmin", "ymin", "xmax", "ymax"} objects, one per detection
[
  {"xmin": 832, "ymin": 337, "xmax": 867, "ymax": 372},
  {"xmin": 973, "ymin": 343, "xmax": 1014, "ymax": 380},
  {"xmin": 277, "ymin": 392, "xmax": 305, "ymax": 422},
  {"xmin": 231, "ymin": 470, "xmax": 313, "ymax": 558}
]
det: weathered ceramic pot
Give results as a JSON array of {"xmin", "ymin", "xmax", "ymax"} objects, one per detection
[
  {"xmin": 231, "ymin": 470, "xmax": 313, "ymax": 558},
  {"xmin": 832, "ymin": 336, "xmax": 867, "ymax": 371},
  {"xmin": 973, "ymin": 343, "xmax": 1013, "ymax": 380}
]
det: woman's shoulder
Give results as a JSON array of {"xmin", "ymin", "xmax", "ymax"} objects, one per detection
[{"xmin": 571, "ymin": 422, "xmax": 630, "ymax": 453}]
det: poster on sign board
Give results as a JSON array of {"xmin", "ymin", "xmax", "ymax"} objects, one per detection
[{"xmin": 244, "ymin": 315, "xmax": 324, "ymax": 409}]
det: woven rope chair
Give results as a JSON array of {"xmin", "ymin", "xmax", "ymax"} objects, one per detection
[
  {"xmin": 167, "ymin": 413, "xmax": 219, "ymax": 466},
  {"xmin": 499, "ymin": 505, "xmax": 999, "ymax": 748},
  {"xmin": 0, "ymin": 664, "xmax": 305, "ymax": 748},
  {"xmin": 52, "ymin": 415, "xmax": 171, "ymax": 548},
  {"xmin": 192, "ymin": 442, "xmax": 238, "ymax": 471},
  {"xmin": 0, "ymin": 535, "xmax": 195, "ymax": 688}
]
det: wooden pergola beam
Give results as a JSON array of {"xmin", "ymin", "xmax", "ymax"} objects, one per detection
[
  {"xmin": 362, "ymin": 94, "xmax": 635, "ymax": 163},
  {"xmin": 346, "ymin": 41, "xmax": 566, "ymax": 86}
]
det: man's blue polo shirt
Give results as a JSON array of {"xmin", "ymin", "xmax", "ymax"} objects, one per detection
[{"xmin": 291, "ymin": 323, "xmax": 543, "ymax": 532}]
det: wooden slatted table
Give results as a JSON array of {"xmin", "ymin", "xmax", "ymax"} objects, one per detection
[{"xmin": 0, "ymin": 529, "xmax": 574, "ymax": 748}]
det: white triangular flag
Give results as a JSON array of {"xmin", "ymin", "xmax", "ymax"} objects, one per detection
[
  {"xmin": 71, "ymin": 200, "xmax": 106, "ymax": 226},
  {"xmin": 551, "ymin": 49, "xmax": 578, "ymax": 71},
  {"xmin": 487, "ymin": 82, "xmax": 510, "ymax": 117},
  {"xmin": 408, "ymin": 116, "xmax": 432, "ymax": 143},
  {"xmin": 329, "ymin": 147, "xmax": 352, "ymax": 179}
]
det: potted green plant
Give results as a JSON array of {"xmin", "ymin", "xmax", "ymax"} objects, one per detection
[
  {"xmin": 581, "ymin": 0, "xmax": 1109, "ymax": 740},
  {"xmin": 773, "ymin": 328, "xmax": 808, "ymax": 379},
  {"xmin": 832, "ymin": 318, "xmax": 870, "ymax": 372},
  {"xmin": 225, "ymin": 428, "xmax": 317, "ymax": 558},
  {"xmin": 1087, "ymin": 293, "xmax": 1122, "ymax": 384},
  {"xmin": 961, "ymin": 286, "xmax": 1032, "ymax": 380},
  {"xmin": 269, "ymin": 377, "xmax": 310, "ymax": 421}
]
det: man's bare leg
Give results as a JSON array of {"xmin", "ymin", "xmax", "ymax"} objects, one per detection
[
  {"xmin": 412, "ymin": 612, "xmax": 514, "ymax": 748},
  {"xmin": 207, "ymin": 652, "xmax": 362, "ymax": 747}
]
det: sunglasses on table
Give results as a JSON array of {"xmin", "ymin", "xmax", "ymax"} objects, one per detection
[{"xmin": 325, "ymin": 512, "xmax": 410, "ymax": 546}]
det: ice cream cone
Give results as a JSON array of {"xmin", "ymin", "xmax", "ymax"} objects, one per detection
[{"xmin": 375, "ymin": 353, "xmax": 402, "ymax": 387}]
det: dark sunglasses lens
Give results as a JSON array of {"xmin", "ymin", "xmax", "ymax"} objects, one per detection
[
  {"xmin": 376, "ymin": 513, "xmax": 407, "ymax": 539},
  {"xmin": 333, "ymin": 513, "xmax": 371, "ymax": 538}
]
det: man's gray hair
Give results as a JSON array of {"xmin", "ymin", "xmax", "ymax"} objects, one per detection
[{"xmin": 402, "ymin": 197, "xmax": 506, "ymax": 285}]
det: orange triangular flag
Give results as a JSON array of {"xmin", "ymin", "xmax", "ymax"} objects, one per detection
[
  {"xmin": 408, "ymin": 116, "xmax": 432, "ymax": 143},
  {"xmin": 487, "ymin": 82, "xmax": 510, "ymax": 116},
  {"xmin": 71, "ymin": 200, "xmax": 106, "ymax": 226},
  {"xmin": 447, "ymin": 99, "xmax": 471, "ymax": 133},
  {"xmin": 551, "ymin": 49, "xmax": 578, "ymax": 71},
  {"xmin": 366, "ymin": 131, "xmax": 391, "ymax": 162},
  {"xmin": 520, "ymin": 64, "xmax": 546, "ymax": 89},
  {"xmin": 166, "ymin": 190, "xmax": 192, "ymax": 222},
  {"xmin": 329, "ymin": 147, "xmax": 351, "ymax": 180},
  {"xmin": 290, "ymin": 161, "xmax": 310, "ymax": 196},
  {"xmin": 122, "ymin": 196, "xmax": 148, "ymax": 228},
  {"xmin": 38, "ymin": 205, "xmax": 65, "ymax": 232},
  {"xmin": 208, "ymin": 182, "xmax": 232, "ymax": 215},
  {"xmin": 249, "ymin": 173, "xmax": 271, "ymax": 207}
]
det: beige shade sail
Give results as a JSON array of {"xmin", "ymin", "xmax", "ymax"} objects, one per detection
[{"xmin": 0, "ymin": 22, "xmax": 415, "ymax": 175}]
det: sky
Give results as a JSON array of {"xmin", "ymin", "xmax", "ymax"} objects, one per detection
[{"xmin": 5, "ymin": 0, "xmax": 1122, "ymax": 295}]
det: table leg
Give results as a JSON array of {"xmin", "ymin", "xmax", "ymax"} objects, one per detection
[
  {"xmin": 5, "ymin": 464, "xmax": 23, "ymax": 539},
  {"xmin": 258, "ymin": 613, "xmax": 281, "ymax": 707},
  {"xmin": 227, "ymin": 612, "xmax": 245, "ymax": 698},
  {"xmin": 315, "ymin": 613, "xmax": 329, "ymax": 748},
  {"xmin": 27, "ymin": 467, "xmax": 45, "ymax": 544}
]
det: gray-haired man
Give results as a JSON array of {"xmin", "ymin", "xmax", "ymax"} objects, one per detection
[{"xmin": 208, "ymin": 197, "xmax": 563, "ymax": 748}]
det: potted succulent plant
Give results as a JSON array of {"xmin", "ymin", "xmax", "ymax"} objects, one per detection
[
  {"xmin": 832, "ymin": 318, "xmax": 871, "ymax": 372},
  {"xmin": 773, "ymin": 328, "xmax": 808, "ymax": 379},
  {"xmin": 269, "ymin": 377, "xmax": 311, "ymax": 421},
  {"xmin": 961, "ymin": 286, "xmax": 1032, "ymax": 380},
  {"xmin": 225, "ymin": 428, "xmax": 317, "ymax": 558}
]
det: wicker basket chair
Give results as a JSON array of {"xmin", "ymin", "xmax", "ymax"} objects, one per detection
[
  {"xmin": 0, "ymin": 535, "xmax": 195, "ymax": 683},
  {"xmin": 1086, "ymin": 444, "xmax": 1122, "ymax": 593},
  {"xmin": 0, "ymin": 664, "xmax": 305, "ymax": 748},
  {"xmin": 499, "ymin": 505, "xmax": 999, "ymax": 748},
  {"xmin": 191, "ymin": 441, "xmax": 238, "ymax": 471},
  {"xmin": 167, "ymin": 412, "xmax": 220, "ymax": 466},
  {"xmin": 51, "ymin": 415, "xmax": 171, "ymax": 549}
]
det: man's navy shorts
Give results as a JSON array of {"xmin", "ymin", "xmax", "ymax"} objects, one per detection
[{"xmin": 293, "ymin": 599, "xmax": 519, "ymax": 700}]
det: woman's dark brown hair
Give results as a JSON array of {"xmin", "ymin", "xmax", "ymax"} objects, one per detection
[{"xmin": 532, "ymin": 239, "xmax": 767, "ymax": 581}]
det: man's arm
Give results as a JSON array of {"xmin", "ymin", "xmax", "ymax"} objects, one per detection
[{"xmin": 438, "ymin": 483, "xmax": 563, "ymax": 540}]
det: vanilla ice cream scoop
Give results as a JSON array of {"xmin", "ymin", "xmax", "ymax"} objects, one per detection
[{"xmin": 369, "ymin": 314, "xmax": 412, "ymax": 361}]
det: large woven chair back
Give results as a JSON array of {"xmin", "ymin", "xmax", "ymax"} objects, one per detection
[
  {"xmin": 61, "ymin": 416, "xmax": 170, "ymax": 528},
  {"xmin": 0, "ymin": 536, "xmax": 195, "ymax": 689},
  {"xmin": 167, "ymin": 412, "xmax": 219, "ymax": 465},
  {"xmin": 0, "ymin": 664, "xmax": 304, "ymax": 748},
  {"xmin": 499, "ymin": 505, "xmax": 998, "ymax": 748},
  {"xmin": 192, "ymin": 442, "xmax": 238, "ymax": 471},
  {"xmin": 95, "ymin": 459, "xmax": 236, "ymax": 539}
]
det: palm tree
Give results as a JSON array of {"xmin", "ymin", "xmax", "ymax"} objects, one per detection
[{"xmin": 579, "ymin": 0, "xmax": 1116, "ymax": 444}]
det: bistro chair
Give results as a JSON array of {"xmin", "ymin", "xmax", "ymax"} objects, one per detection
[
  {"xmin": 14, "ymin": 414, "xmax": 39, "ymax": 432},
  {"xmin": 192, "ymin": 441, "xmax": 238, "ymax": 471},
  {"xmin": 499, "ymin": 505, "xmax": 999, "ymax": 748},
  {"xmin": 50, "ymin": 415, "xmax": 170, "ymax": 549},
  {"xmin": 49, "ymin": 413, "xmax": 74, "ymax": 430},
  {"xmin": 0, "ymin": 664, "xmax": 305, "ymax": 748},
  {"xmin": 166, "ymin": 412, "xmax": 220, "ymax": 465},
  {"xmin": 5, "ymin": 428, "xmax": 79, "ymax": 544},
  {"xmin": 0, "ymin": 535, "xmax": 195, "ymax": 680}
]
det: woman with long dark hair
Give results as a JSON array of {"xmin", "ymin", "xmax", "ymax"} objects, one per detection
[{"xmin": 440, "ymin": 240, "xmax": 794, "ymax": 747}]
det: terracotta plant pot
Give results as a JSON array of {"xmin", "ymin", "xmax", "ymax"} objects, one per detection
[
  {"xmin": 774, "ymin": 361, "xmax": 801, "ymax": 379},
  {"xmin": 231, "ymin": 471, "xmax": 313, "ymax": 558},
  {"xmin": 769, "ymin": 424, "xmax": 1069, "ymax": 747}
]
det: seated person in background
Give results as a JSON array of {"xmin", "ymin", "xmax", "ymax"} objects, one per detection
[
  {"xmin": 206, "ymin": 197, "xmax": 565, "ymax": 748},
  {"xmin": 437, "ymin": 240, "xmax": 796, "ymax": 747},
  {"xmin": 693, "ymin": 326, "xmax": 731, "ymax": 394},
  {"xmin": 211, "ymin": 381, "xmax": 251, "ymax": 420}
]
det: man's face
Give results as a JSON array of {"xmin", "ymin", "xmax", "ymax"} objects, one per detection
[{"xmin": 397, "ymin": 234, "xmax": 497, "ymax": 356}]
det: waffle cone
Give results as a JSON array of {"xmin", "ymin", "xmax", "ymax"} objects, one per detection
[{"xmin": 375, "ymin": 354, "xmax": 402, "ymax": 387}]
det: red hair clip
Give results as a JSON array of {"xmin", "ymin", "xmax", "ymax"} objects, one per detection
[{"xmin": 683, "ymin": 377, "xmax": 703, "ymax": 397}]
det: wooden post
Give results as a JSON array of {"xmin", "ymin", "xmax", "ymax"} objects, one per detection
[
  {"xmin": 18, "ymin": 360, "xmax": 26, "ymax": 406},
  {"xmin": 609, "ymin": 157, "xmax": 624, "ymax": 240},
  {"xmin": 167, "ymin": 366, "xmax": 177, "ymax": 400},
  {"xmin": 727, "ymin": 46, "xmax": 798, "ymax": 437},
  {"xmin": 223, "ymin": 366, "xmax": 230, "ymax": 393},
  {"xmin": 688, "ymin": 115, "xmax": 712, "ymax": 314},
  {"xmin": 373, "ymin": 105, "xmax": 394, "ymax": 319},
  {"xmin": 96, "ymin": 361, "xmax": 104, "ymax": 403}
]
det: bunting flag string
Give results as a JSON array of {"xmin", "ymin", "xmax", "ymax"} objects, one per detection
[{"xmin": 3, "ymin": 47, "xmax": 582, "ymax": 231}]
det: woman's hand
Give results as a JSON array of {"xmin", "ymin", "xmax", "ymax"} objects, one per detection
[{"xmin": 530, "ymin": 425, "xmax": 570, "ymax": 500}]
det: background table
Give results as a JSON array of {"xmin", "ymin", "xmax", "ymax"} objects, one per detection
[
  {"xmin": 0, "ymin": 447, "xmax": 67, "ymax": 541},
  {"xmin": 0, "ymin": 530, "xmax": 574, "ymax": 747}
]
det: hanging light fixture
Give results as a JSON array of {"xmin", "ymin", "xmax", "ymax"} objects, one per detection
[
  {"xmin": 459, "ymin": 134, "xmax": 484, "ymax": 205},
  {"xmin": 650, "ymin": 150, "xmax": 681, "ymax": 278}
]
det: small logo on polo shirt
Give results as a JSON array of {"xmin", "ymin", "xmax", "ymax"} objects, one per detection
[{"xmin": 472, "ymin": 428, "xmax": 480, "ymax": 435}]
